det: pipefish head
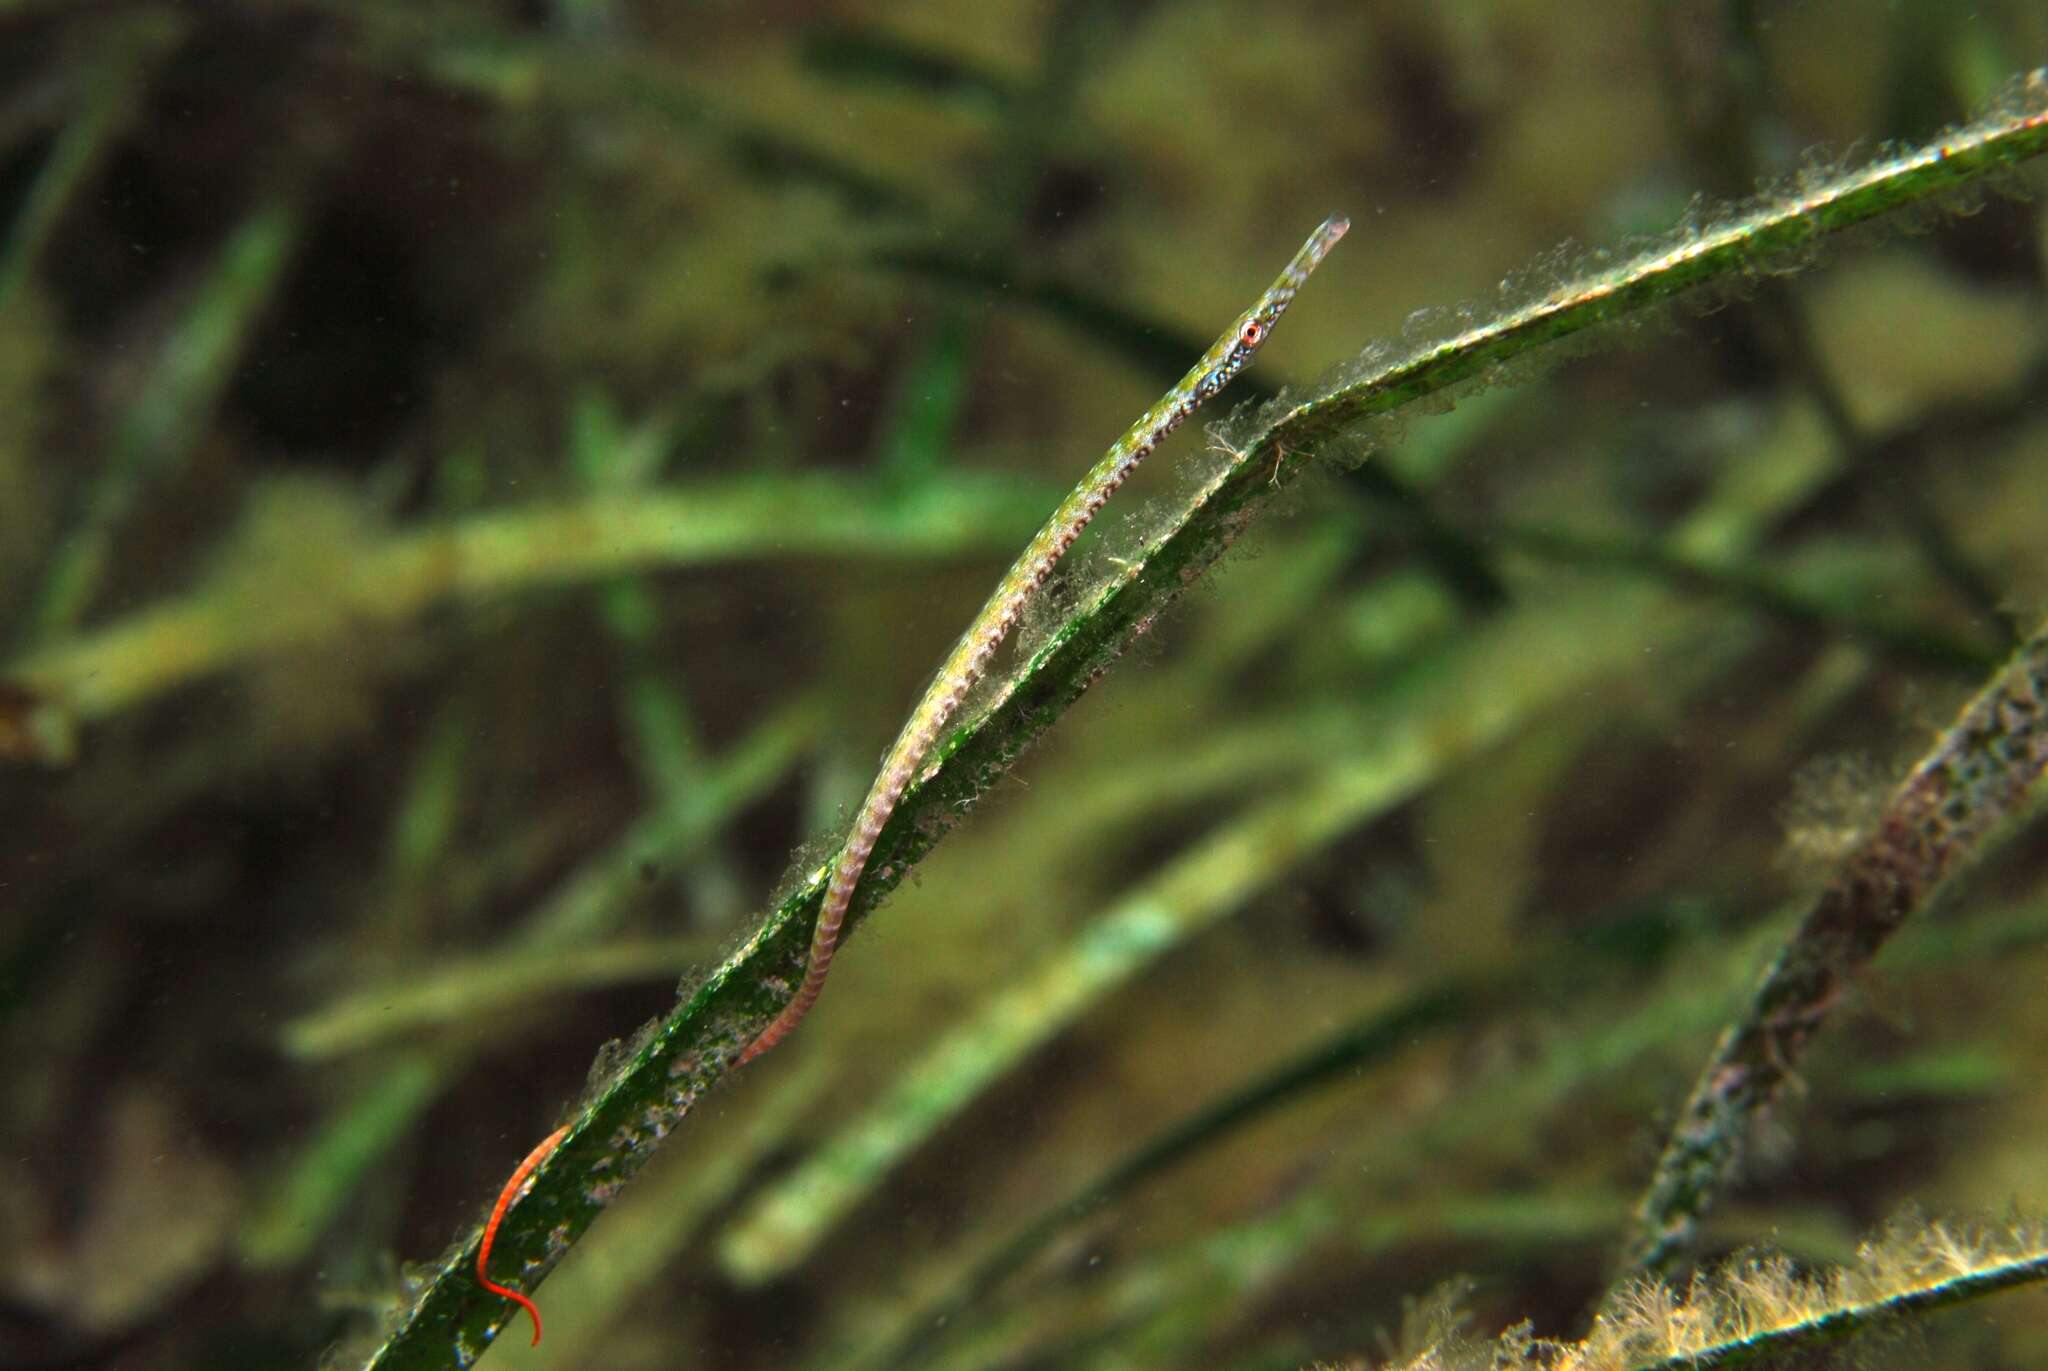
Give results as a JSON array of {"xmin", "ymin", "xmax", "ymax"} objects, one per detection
[{"xmin": 1191, "ymin": 214, "xmax": 1349, "ymax": 404}]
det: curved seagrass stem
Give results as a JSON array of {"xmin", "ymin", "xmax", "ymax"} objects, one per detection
[
  {"xmin": 1625, "ymin": 1244, "xmax": 2048, "ymax": 1371},
  {"xmin": 355, "ymin": 74, "xmax": 2048, "ymax": 1371},
  {"xmin": 1624, "ymin": 617, "xmax": 2048, "ymax": 1277},
  {"xmin": 1374, "ymin": 1217, "xmax": 2048, "ymax": 1371},
  {"xmin": 3, "ymin": 473, "xmax": 1055, "ymax": 750}
]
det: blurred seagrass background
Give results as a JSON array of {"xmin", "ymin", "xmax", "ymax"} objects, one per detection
[{"xmin": 1, "ymin": 2, "xmax": 2047, "ymax": 1369}]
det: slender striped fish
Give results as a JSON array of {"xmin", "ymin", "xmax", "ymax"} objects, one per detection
[
  {"xmin": 738, "ymin": 214, "xmax": 1348, "ymax": 1064},
  {"xmin": 477, "ymin": 217, "xmax": 1346, "ymax": 1342}
]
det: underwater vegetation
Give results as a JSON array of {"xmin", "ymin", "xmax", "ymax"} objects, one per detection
[{"xmin": 1, "ymin": 4, "xmax": 2047, "ymax": 1370}]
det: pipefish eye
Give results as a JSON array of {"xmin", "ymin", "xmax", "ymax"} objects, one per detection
[{"xmin": 1238, "ymin": 319, "xmax": 1264, "ymax": 347}]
